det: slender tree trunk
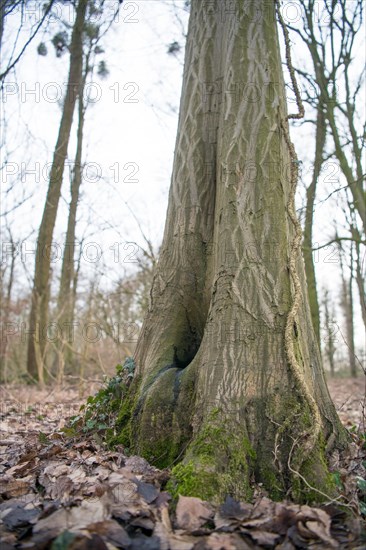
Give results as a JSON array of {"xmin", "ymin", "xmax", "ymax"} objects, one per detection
[
  {"xmin": 0, "ymin": 0, "xmax": 6, "ymax": 52},
  {"xmin": 347, "ymin": 262, "xmax": 357, "ymax": 377},
  {"xmin": 300, "ymin": 2, "xmax": 366, "ymax": 234},
  {"xmin": 303, "ymin": 105, "xmax": 326, "ymax": 345},
  {"xmin": 322, "ymin": 288, "xmax": 336, "ymax": 376},
  {"xmin": 0, "ymin": 236, "xmax": 16, "ymax": 380},
  {"xmin": 325, "ymin": 102, "xmax": 366, "ymax": 233},
  {"xmin": 339, "ymin": 245, "xmax": 357, "ymax": 377},
  {"xmin": 26, "ymin": 0, "xmax": 88, "ymax": 381},
  {"xmin": 355, "ymin": 250, "xmax": 366, "ymax": 329},
  {"xmin": 352, "ymin": 227, "xmax": 366, "ymax": 329},
  {"xmin": 79, "ymin": 277, "xmax": 96, "ymax": 388},
  {"xmin": 115, "ymin": 0, "xmax": 348, "ymax": 503},
  {"xmin": 56, "ymin": 73, "xmax": 86, "ymax": 375}
]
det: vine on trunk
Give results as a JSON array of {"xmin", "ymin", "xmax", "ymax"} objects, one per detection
[{"xmin": 274, "ymin": 0, "xmax": 322, "ymax": 463}]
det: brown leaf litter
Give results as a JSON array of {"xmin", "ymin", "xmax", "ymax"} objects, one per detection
[{"xmin": 0, "ymin": 378, "xmax": 365, "ymax": 549}]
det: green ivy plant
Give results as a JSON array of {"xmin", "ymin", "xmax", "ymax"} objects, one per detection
[
  {"xmin": 65, "ymin": 357, "xmax": 135, "ymax": 440},
  {"xmin": 356, "ymin": 430, "xmax": 366, "ymax": 516}
]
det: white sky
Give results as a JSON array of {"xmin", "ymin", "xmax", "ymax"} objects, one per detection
[{"xmin": 1, "ymin": 0, "xmax": 365, "ymax": 361}]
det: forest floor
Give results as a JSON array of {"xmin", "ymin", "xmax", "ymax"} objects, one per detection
[{"xmin": 0, "ymin": 376, "xmax": 365, "ymax": 549}]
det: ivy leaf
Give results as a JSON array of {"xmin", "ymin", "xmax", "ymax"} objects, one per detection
[
  {"xmin": 331, "ymin": 471, "xmax": 343, "ymax": 489},
  {"xmin": 356, "ymin": 476, "xmax": 366, "ymax": 493},
  {"xmin": 51, "ymin": 530, "xmax": 76, "ymax": 550},
  {"xmin": 86, "ymin": 419, "xmax": 97, "ymax": 430}
]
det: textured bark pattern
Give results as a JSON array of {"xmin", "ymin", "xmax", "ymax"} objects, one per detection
[{"xmin": 129, "ymin": 0, "xmax": 347, "ymax": 500}]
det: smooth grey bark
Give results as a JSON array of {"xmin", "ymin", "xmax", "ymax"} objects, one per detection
[{"xmin": 118, "ymin": 0, "xmax": 348, "ymax": 503}]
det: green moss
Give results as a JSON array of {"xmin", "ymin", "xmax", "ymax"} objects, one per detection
[
  {"xmin": 243, "ymin": 436, "xmax": 257, "ymax": 461},
  {"xmin": 291, "ymin": 435, "xmax": 338, "ymax": 503},
  {"xmin": 167, "ymin": 460, "xmax": 220, "ymax": 502},
  {"xmin": 129, "ymin": 364, "xmax": 198, "ymax": 469},
  {"xmin": 252, "ymin": 391, "xmax": 338, "ymax": 504},
  {"xmin": 168, "ymin": 408, "xmax": 254, "ymax": 503},
  {"xmin": 133, "ymin": 369, "xmax": 181, "ymax": 468},
  {"xmin": 111, "ymin": 369, "xmax": 338, "ymax": 506},
  {"xmin": 259, "ymin": 465, "xmax": 285, "ymax": 501},
  {"xmin": 107, "ymin": 376, "xmax": 141, "ymax": 448},
  {"xmin": 109, "ymin": 359, "xmax": 198, "ymax": 468}
]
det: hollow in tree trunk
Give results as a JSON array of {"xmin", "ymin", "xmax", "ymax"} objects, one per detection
[{"xmin": 115, "ymin": 0, "xmax": 348, "ymax": 503}]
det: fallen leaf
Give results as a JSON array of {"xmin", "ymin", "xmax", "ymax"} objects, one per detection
[
  {"xmin": 176, "ymin": 495, "xmax": 213, "ymax": 531},
  {"xmin": 1, "ymin": 504, "xmax": 40, "ymax": 529},
  {"xmin": 0, "ymin": 478, "xmax": 31, "ymax": 497},
  {"xmin": 33, "ymin": 499, "xmax": 109, "ymax": 535},
  {"xmin": 84, "ymin": 519, "xmax": 130, "ymax": 548},
  {"xmin": 137, "ymin": 481, "xmax": 159, "ymax": 504}
]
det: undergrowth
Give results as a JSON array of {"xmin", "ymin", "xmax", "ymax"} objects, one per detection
[
  {"xmin": 354, "ymin": 428, "xmax": 366, "ymax": 516},
  {"xmin": 64, "ymin": 357, "xmax": 135, "ymax": 441}
]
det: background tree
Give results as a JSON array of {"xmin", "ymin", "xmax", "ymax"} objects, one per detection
[
  {"xmin": 26, "ymin": 0, "xmax": 88, "ymax": 382},
  {"xmin": 0, "ymin": 224, "xmax": 17, "ymax": 379},
  {"xmin": 114, "ymin": 0, "xmax": 348, "ymax": 503},
  {"xmin": 295, "ymin": 0, "xmax": 365, "ymax": 233},
  {"xmin": 339, "ymin": 242, "xmax": 357, "ymax": 377},
  {"xmin": 55, "ymin": 3, "xmax": 113, "ymax": 379},
  {"xmin": 321, "ymin": 287, "xmax": 337, "ymax": 376},
  {"xmin": 287, "ymin": 0, "xmax": 365, "ymax": 360},
  {"xmin": 302, "ymin": 102, "xmax": 326, "ymax": 344}
]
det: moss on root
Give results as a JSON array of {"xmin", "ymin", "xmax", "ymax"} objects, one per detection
[
  {"xmin": 290, "ymin": 435, "xmax": 338, "ymax": 503},
  {"xmin": 110, "ymin": 363, "xmax": 197, "ymax": 468},
  {"xmin": 167, "ymin": 408, "xmax": 255, "ymax": 503},
  {"xmin": 133, "ymin": 368, "xmax": 181, "ymax": 467},
  {"xmin": 111, "ymin": 373, "xmax": 340, "ymax": 505},
  {"xmin": 106, "ymin": 376, "xmax": 141, "ymax": 448},
  {"xmin": 166, "ymin": 394, "xmax": 340, "ymax": 505},
  {"xmin": 254, "ymin": 391, "xmax": 339, "ymax": 503}
]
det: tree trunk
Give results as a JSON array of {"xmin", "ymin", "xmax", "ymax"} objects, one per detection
[
  {"xmin": 352, "ymin": 227, "xmax": 366, "ymax": 330},
  {"xmin": 0, "ymin": 0, "xmax": 6, "ymax": 52},
  {"xmin": 56, "ymin": 69, "xmax": 86, "ymax": 376},
  {"xmin": 115, "ymin": 0, "xmax": 348, "ymax": 503},
  {"xmin": 339, "ymin": 245, "xmax": 357, "ymax": 378},
  {"xmin": 339, "ymin": 244, "xmax": 357, "ymax": 377},
  {"xmin": 303, "ymin": 105, "xmax": 326, "ymax": 346},
  {"xmin": 347, "ymin": 263, "xmax": 357, "ymax": 378},
  {"xmin": 0, "ymin": 234, "xmax": 16, "ymax": 381},
  {"xmin": 300, "ymin": 1, "xmax": 366, "ymax": 235},
  {"xmin": 26, "ymin": 0, "xmax": 88, "ymax": 381},
  {"xmin": 322, "ymin": 288, "xmax": 336, "ymax": 377}
]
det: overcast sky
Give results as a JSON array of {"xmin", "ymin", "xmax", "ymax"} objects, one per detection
[{"xmin": 1, "ymin": 0, "xmax": 364, "ymax": 357}]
